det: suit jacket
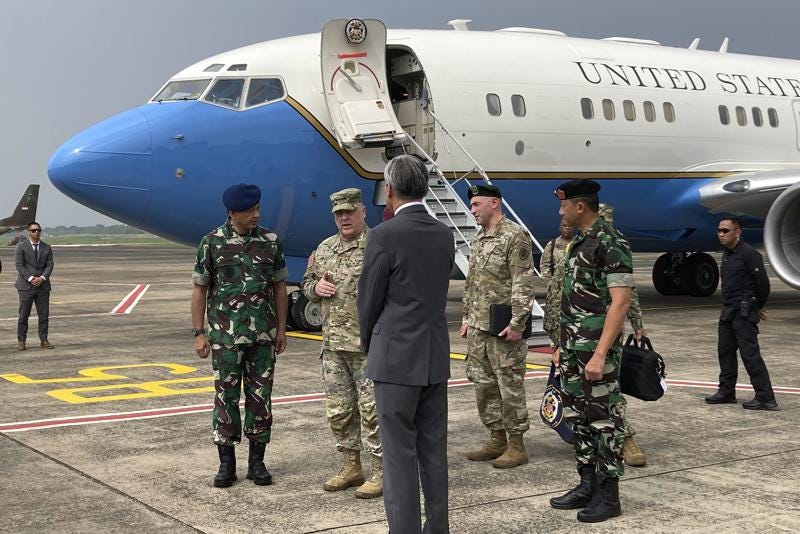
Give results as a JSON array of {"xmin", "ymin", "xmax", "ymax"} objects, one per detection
[
  {"xmin": 358, "ymin": 204, "xmax": 455, "ymax": 386},
  {"xmin": 15, "ymin": 240, "xmax": 54, "ymax": 291}
]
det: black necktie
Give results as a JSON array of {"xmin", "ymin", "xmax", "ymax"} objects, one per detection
[{"xmin": 33, "ymin": 243, "xmax": 39, "ymax": 261}]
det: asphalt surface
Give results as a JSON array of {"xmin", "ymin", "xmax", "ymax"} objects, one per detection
[{"xmin": 0, "ymin": 246, "xmax": 798, "ymax": 533}]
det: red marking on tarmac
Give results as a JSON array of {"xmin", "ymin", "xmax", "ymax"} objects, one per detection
[
  {"xmin": 0, "ymin": 372, "xmax": 547, "ymax": 433},
  {"xmin": 4, "ymin": 372, "xmax": 797, "ymax": 434},
  {"xmin": 110, "ymin": 284, "xmax": 150, "ymax": 314}
]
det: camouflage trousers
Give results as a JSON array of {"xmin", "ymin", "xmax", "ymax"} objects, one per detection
[
  {"xmin": 321, "ymin": 349, "xmax": 381, "ymax": 458},
  {"xmin": 466, "ymin": 328, "xmax": 529, "ymax": 435},
  {"xmin": 559, "ymin": 347, "xmax": 625, "ymax": 477},
  {"xmin": 211, "ymin": 342, "xmax": 275, "ymax": 446},
  {"xmin": 543, "ymin": 288, "xmax": 561, "ymax": 346},
  {"xmin": 619, "ymin": 395, "xmax": 635, "ymax": 438}
]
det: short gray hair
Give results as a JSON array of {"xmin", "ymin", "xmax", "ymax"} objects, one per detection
[{"xmin": 384, "ymin": 155, "xmax": 428, "ymax": 200}]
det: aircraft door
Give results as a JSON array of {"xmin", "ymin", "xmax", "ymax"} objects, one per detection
[
  {"xmin": 793, "ymin": 101, "xmax": 800, "ymax": 150},
  {"xmin": 321, "ymin": 19, "xmax": 404, "ymax": 148}
]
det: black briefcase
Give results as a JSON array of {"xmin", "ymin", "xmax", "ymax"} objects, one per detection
[
  {"xmin": 620, "ymin": 335, "xmax": 666, "ymax": 401},
  {"xmin": 488, "ymin": 304, "xmax": 532, "ymax": 338}
]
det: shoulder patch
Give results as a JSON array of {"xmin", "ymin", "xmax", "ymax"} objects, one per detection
[{"xmin": 519, "ymin": 246, "xmax": 530, "ymax": 261}]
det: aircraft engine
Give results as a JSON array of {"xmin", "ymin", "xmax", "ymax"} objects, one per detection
[{"xmin": 764, "ymin": 180, "xmax": 800, "ymax": 290}]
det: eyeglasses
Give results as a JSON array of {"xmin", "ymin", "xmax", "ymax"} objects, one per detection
[
  {"xmin": 717, "ymin": 228, "xmax": 732, "ymax": 234},
  {"xmin": 29, "ymin": 229, "xmax": 41, "ymax": 233}
]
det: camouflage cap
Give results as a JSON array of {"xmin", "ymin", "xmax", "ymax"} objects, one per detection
[
  {"xmin": 330, "ymin": 188, "xmax": 363, "ymax": 213},
  {"xmin": 599, "ymin": 203, "xmax": 615, "ymax": 225}
]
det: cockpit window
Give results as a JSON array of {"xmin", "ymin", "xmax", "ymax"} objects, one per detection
[
  {"xmin": 228, "ymin": 64, "xmax": 247, "ymax": 71},
  {"xmin": 204, "ymin": 78, "xmax": 245, "ymax": 109},
  {"xmin": 246, "ymin": 78, "xmax": 286, "ymax": 107},
  {"xmin": 203, "ymin": 64, "xmax": 224, "ymax": 72},
  {"xmin": 152, "ymin": 79, "xmax": 211, "ymax": 102}
]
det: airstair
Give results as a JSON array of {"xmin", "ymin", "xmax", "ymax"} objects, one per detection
[{"xmin": 401, "ymin": 112, "xmax": 549, "ymax": 344}]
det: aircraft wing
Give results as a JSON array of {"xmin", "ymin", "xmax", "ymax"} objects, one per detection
[
  {"xmin": 699, "ymin": 170, "xmax": 800, "ymax": 290},
  {"xmin": 698, "ymin": 170, "xmax": 799, "ymax": 218}
]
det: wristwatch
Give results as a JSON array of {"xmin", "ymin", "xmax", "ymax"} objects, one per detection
[{"xmin": 192, "ymin": 328, "xmax": 206, "ymax": 337}]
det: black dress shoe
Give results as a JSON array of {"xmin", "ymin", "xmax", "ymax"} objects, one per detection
[
  {"xmin": 742, "ymin": 398, "xmax": 779, "ymax": 411},
  {"xmin": 705, "ymin": 391, "xmax": 737, "ymax": 404}
]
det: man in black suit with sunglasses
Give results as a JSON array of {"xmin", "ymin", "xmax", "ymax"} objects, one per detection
[
  {"xmin": 15, "ymin": 221, "xmax": 54, "ymax": 350},
  {"xmin": 705, "ymin": 217, "xmax": 778, "ymax": 410}
]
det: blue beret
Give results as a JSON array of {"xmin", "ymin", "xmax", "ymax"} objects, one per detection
[
  {"xmin": 555, "ymin": 179, "xmax": 600, "ymax": 200},
  {"xmin": 223, "ymin": 183, "xmax": 261, "ymax": 212}
]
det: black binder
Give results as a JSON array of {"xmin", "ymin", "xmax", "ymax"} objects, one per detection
[{"xmin": 488, "ymin": 304, "xmax": 532, "ymax": 338}]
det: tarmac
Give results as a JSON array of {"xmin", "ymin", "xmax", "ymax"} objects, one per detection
[{"xmin": 0, "ymin": 245, "xmax": 798, "ymax": 534}]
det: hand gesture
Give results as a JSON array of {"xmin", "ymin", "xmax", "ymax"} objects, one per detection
[{"xmin": 314, "ymin": 271, "xmax": 336, "ymax": 298}]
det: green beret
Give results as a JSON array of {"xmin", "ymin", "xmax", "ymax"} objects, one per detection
[
  {"xmin": 330, "ymin": 187, "xmax": 363, "ymax": 213},
  {"xmin": 554, "ymin": 179, "xmax": 600, "ymax": 200},
  {"xmin": 468, "ymin": 183, "xmax": 502, "ymax": 200}
]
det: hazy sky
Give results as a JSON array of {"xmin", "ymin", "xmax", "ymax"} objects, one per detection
[{"xmin": 2, "ymin": 0, "xmax": 799, "ymax": 226}]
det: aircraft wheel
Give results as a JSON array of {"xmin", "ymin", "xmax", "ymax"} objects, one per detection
[
  {"xmin": 290, "ymin": 293, "xmax": 323, "ymax": 332},
  {"xmin": 652, "ymin": 253, "xmax": 685, "ymax": 295},
  {"xmin": 286, "ymin": 292, "xmax": 298, "ymax": 330},
  {"xmin": 683, "ymin": 253, "xmax": 719, "ymax": 297}
]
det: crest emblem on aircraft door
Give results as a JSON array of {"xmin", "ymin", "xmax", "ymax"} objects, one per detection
[{"xmin": 345, "ymin": 19, "xmax": 367, "ymax": 44}]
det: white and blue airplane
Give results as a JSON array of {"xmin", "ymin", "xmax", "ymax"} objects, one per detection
[{"xmin": 48, "ymin": 19, "xmax": 800, "ymax": 324}]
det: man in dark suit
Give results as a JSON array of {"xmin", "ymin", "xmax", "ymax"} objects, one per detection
[
  {"xmin": 15, "ymin": 221, "xmax": 54, "ymax": 350},
  {"xmin": 358, "ymin": 155, "xmax": 455, "ymax": 534}
]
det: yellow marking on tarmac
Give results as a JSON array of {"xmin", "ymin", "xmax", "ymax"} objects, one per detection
[
  {"xmin": 47, "ymin": 377, "xmax": 214, "ymax": 404},
  {"xmin": 0, "ymin": 363, "xmax": 198, "ymax": 384},
  {"xmin": 289, "ymin": 332, "xmax": 547, "ymax": 370}
]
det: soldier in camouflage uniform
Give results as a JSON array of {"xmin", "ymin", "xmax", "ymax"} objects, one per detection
[
  {"xmin": 541, "ymin": 221, "xmax": 574, "ymax": 345},
  {"xmin": 302, "ymin": 188, "xmax": 383, "ymax": 499},
  {"xmin": 191, "ymin": 183, "xmax": 288, "ymax": 488},
  {"xmin": 461, "ymin": 183, "xmax": 535, "ymax": 469},
  {"xmin": 549, "ymin": 180, "xmax": 632, "ymax": 523},
  {"xmin": 599, "ymin": 204, "xmax": 647, "ymax": 467}
]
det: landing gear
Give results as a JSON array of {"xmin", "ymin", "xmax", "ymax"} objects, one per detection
[
  {"xmin": 652, "ymin": 252, "xmax": 719, "ymax": 297},
  {"xmin": 288, "ymin": 290, "xmax": 323, "ymax": 332}
]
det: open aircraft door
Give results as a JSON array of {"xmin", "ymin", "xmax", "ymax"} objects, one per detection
[{"xmin": 321, "ymin": 19, "xmax": 405, "ymax": 148}]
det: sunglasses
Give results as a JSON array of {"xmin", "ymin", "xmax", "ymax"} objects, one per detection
[
  {"xmin": 29, "ymin": 229, "xmax": 42, "ymax": 233},
  {"xmin": 717, "ymin": 228, "xmax": 732, "ymax": 234}
]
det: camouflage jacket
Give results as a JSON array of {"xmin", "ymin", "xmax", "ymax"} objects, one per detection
[
  {"xmin": 541, "ymin": 236, "xmax": 571, "ymax": 304},
  {"xmin": 193, "ymin": 221, "xmax": 288, "ymax": 346},
  {"xmin": 560, "ymin": 216, "xmax": 634, "ymax": 351},
  {"xmin": 463, "ymin": 216, "xmax": 535, "ymax": 332},
  {"xmin": 302, "ymin": 227, "xmax": 369, "ymax": 352}
]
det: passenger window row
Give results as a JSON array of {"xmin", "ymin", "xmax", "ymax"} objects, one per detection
[
  {"xmin": 486, "ymin": 93, "xmax": 527, "ymax": 117},
  {"xmin": 581, "ymin": 97, "xmax": 675, "ymax": 123},
  {"xmin": 718, "ymin": 105, "xmax": 779, "ymax": 127}
]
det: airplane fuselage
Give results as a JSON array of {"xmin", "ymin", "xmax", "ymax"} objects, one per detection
[{"xmin": 48, "ymin": 28, "xmax": 800, "ymax": 281}]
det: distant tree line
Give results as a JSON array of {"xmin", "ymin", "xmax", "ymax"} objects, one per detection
[{"xmin": 45, "ymin": 224, "xmax": 148, "ymax": 236}]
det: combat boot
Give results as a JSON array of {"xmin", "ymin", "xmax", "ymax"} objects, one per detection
[
  {"xmin": 491, "ymin": 433, "xmax": 528, "ymax": 469},
  {"xmin": 323, "ymin": 449, "xmax": 364, "ymax": 491},
  {"xmin": 246, "ymin": 440, "xmax": 272, "ymax": 485},
  {"xmin": 577, "ymin": 475, "xmax": 622, "ymax": 523},
  {"xmin": 623, "ymin": 436, "xmax": 647, "ymax": 467},
  {"xmin": 213, "ymin": 444, "xmax": 237, "ymax": 488},
  {"xmin": 550, "ymin": 463, "xmax": 596, "ymax": 509},
  {"xmin": 354, "ymin": 455, "xmax": 383, "ymax": 499},
  {"xmin": 465, "ymin": 429, "xmax": 507, "ymax": 461}
]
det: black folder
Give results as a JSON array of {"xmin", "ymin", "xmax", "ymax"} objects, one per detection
[{"xmin": 488, "ymin": 304, "xmax": 532, "ymax": 338}]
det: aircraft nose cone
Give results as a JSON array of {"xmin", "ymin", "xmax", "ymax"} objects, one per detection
[{"xmin": 48, "ymin": 107, "xmax": 153, "ymax": 225}]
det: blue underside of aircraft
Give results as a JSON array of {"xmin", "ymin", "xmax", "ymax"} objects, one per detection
[{"xmin": 48, "ymin": 99, "xmax": 763, "ymax": 282}]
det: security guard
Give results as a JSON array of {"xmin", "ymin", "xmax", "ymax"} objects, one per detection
[
  {"xmin": 705, "ymin": 217, "xmax": 778, "ymax": 410},
  {"xmin": 192, "ymin": 183, "xmax": 289, "ymax": 488},
  {"xmin": 302, "ymin": 188, "xmax": 383, "ymax": 498},
  {"xmin": 461, "ymin": 183, "xmax": 535, "ymax": 469},
  {"xmin": 549, "ymin": 179, "xmax": 633, "ymax": 523}
]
